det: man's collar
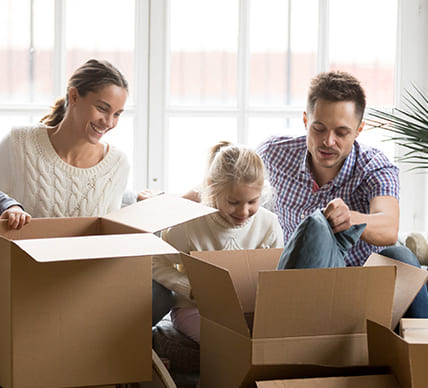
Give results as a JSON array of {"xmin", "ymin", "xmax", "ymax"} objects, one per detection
[{"xmin": 300, "ymin": 141, "xmax": 359, "ymax": 188}]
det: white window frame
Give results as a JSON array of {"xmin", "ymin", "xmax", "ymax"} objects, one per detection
[
  {"xmin": 147, "ymin": 0, "xmax": 333, "ymax": 192},
  {"xmin": 1, "ymin": 0, "xmax": 426, "ymax": 231}
]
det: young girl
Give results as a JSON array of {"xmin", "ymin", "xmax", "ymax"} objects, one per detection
[{"xmin": 152, "ymin": 141, "xmax": 284, "ymax": 342}]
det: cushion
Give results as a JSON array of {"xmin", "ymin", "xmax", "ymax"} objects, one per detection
[{"xmin": 152, "ymin": 315, "xmax": 200, "ymax": 374}]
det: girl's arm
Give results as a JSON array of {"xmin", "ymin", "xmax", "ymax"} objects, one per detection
[{"xmin": 152, "ymin": 223, "xmax": 193, "ymax": 300}]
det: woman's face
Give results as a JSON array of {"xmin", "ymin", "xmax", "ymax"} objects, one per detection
[{"xmin": 69, "ymin": 84, "xmax": 127, "ymax": 144}]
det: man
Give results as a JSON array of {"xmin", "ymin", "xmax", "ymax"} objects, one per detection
[{"xmin": 257, "ymin": 70, "xmax": 427, "ymax": 318}]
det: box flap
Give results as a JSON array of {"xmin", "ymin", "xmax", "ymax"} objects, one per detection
[
  {"xmin": 189, "ymin": 249, "xmax": 282, "ymax": 313},
  {"xmin": 367, "ymin": 320, "xmax": 412, "ymax": 388},
  {"xmin": 0, "ymin": 217, "xmax": 99, "ymax": 240},
  {"xmin": 253, "ymin": 266, "xmax": 396, "ymax": 339},
  {"xmin": 364, "ymin": 253, "xmax": 428, "ymax": 329},
  {"xmin": 255, "ymin": 374, "xmax": 400, "ymax": 387},
  {"xmin": 13, "ymin": 233, "xmax": 177, "ymax": 262},
  {"xmin": 102, "ymin": 194, "xmax": 217, "ymax": 233},
  {"xmin": 180, "ymin": 252, "xmax": 250, "ymax": 337}
]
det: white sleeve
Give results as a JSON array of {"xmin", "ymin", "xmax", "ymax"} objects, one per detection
[
  {"xmin": 152, "ymin": 223, "xmax": 192, "ymax": 299},
  {"xmin": 0, "ymin": 133, "xmax": 12, "ymax": 193},
  {"xmin": 269, "ymin": 216, "xmax": 285, "ymax": 248}
]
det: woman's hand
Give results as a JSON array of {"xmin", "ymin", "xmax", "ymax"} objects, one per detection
[{"xmin": 0, "ymin": 206, "xmax": 32, "ymax": 229}]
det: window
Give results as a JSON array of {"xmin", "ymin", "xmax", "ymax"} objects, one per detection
[
  {"xmin": 0, "ymin": 0, "xmax": 399, "ymax": 196},
  {"xmin": 151, "ymin": 0, "xmax": 398, "ymax": 195}
]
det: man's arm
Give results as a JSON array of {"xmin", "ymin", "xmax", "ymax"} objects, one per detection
[{"xmin": 323, "ymin": 196, "xmax": 399, "ymax": 246}]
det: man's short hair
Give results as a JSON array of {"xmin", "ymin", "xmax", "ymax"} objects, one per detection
[{"xmin": 307, "ymin": 71, "xmax": 366, "ymax": 122}]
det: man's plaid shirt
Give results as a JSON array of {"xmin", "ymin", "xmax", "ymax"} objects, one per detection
[{"xmin": 257, "ymin": 135, "xmax": 400, "ymax": 266}]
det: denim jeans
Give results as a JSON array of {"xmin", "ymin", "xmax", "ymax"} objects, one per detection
[
  {"xmin": 152, "ymin": 280, "xmax": 175, "ymax": 326},
  {"xmin": 380, "ymin": 246, "xmax": 428, "ymax": 319}
]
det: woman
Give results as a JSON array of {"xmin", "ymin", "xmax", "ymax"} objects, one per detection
[{"xmin": 0, "ymin": 59, "xmax": 130, "ymax": 217}]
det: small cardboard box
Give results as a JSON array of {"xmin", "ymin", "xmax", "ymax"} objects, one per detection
[
  {"xmin": 0, "ymin": 194, "xmax": 215, "ymax": 388},
  {"xmin": 368, "ymin": 320, "xmax": 428, "ymax": 388},
  {"xmin": 255, "ymin": 374, "xmax": 400, "ymax": 388},
  {"xmin": 400, "ymin": 319, "xmax": 428, "ymax": 343},
  {"xmin": 181, "ymin": 250, "xmax": 398, "ymax": 388}
]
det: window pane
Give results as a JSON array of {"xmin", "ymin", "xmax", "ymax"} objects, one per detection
[
  {"xmin": 0, "ymin": 116, "xmax": 32, "ymax": 141},
  {"xmin": 0, "ymin": 0, "xmax": 54, "ymax": 103},
  {"xmin": 167, "ymin": 117, "xmax": 237, "ymax": 194},
  {"xmin": 169, "ymin": 0, "xmax": 239, "ymax": 107},
  {"xmin": 65, "ymin": 0, "xmax": 135, "ymax": 103},
  {"xmin": 329, "ymin": 0, "xmax": 397, "ymax": 106},
  {"xmin": 358, "ymin": 128, "xmax": 395, "ymax": 163},
  {"xmin": 249, "ymin": 0, "xmax": 318, "ymax": 106},
  {"xmin": 248, "ymin": 116, "xmax": 304, "ymax": 149}
]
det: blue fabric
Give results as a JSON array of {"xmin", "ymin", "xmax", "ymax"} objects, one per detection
[
  {"xmin": 0, "ymin": 191, "xmax": 22, "ymax": 214},
  {"xmin": 277, "ymin": 209, "xmax": 366, "ymax": 269},
  {"xmin": 380, "ymin": 246, "xmax": 428, "ymax": 320},
  {"xmin": 152, "ymin": 280, "xmax": 175, "ymax": 326}
]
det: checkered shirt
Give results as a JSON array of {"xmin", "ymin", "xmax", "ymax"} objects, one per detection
[{"xmin": 257, "ymin": 135, "xmax": 400, "ymax": 266}]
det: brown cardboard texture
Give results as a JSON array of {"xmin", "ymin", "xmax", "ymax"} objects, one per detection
[
  {"xmin": 255, "ymin": 374, "xmax": 400, "ymax": 388},
  {"xmin": 400, "ymin": 319, "xmax": 428, "ymax": 343},
  {"xmin": 181, "ymin": 250, "xmax": 396, "ymax": 388},
  {"xmin": 364, "ymin": 253, "xmax": 428, "ymax": 329},
  {"xmin": 368, "ymin": 320, "xmax": 428, "ymax": 388},
  {"xmin": 0, "ymin": 195, "xmax": 216, "ymax": 388}
]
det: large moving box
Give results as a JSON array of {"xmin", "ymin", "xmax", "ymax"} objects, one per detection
[
  {"xmin": 181, "ymin": 250, "xmax": 398, "ymax": 388},
  {"xmin": 0, "ymin": 195, "xmax": 215, "ymax": 388}
]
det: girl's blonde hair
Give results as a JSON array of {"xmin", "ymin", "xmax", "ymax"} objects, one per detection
[{"xmin": 202, "ymin": 141, "xmax": 265, "ymax": 206}]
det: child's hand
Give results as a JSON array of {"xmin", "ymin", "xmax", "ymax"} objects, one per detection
[{"xmin": 0, "ymin": 206, "xmax": 32, "ymax": 229}]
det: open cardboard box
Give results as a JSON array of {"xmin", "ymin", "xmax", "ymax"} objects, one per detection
[
  {"xmin": 367, "ymin": 320, "xmax": 428, "ymax": 388},
  {"xmin": 0, "ymin": 194, "xmax": 215, "ymax": 388},
  {"xmin": 181, "ymin": 250, "xmax": 428, "ymax": 388},
  {"xmin": 255, "ymin": 374, "xmax": 400, "ymax": 388}
]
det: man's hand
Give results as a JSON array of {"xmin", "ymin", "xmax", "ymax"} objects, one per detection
[
  {"xmin": 323, "ymin": 198, "xmax": 352, "ymax": 233},
  {"xmin": 0, "ymin": 206, "xmax": 32, "ymax": 229}
]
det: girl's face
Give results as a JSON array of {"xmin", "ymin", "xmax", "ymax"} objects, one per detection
[
  {"xmin": 69, "ymin": 84, "xmax": 127, "ymax": 144},
  {"xmin": 215, "ymin": 181, "xmax": 263, "ymax": 226}
]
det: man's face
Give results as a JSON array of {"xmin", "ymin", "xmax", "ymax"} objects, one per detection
[{"xmin": 304, "ymin": 99, "xmax": 364, "ymax": 183}]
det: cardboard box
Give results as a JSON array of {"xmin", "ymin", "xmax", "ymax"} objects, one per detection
[
  {"xmin": 0, "ymin": 194, "xmax": 215, "ymax": 388},
  {"xmin": 368, "ymin": 320, "xmax": 428, "ymax": 388},
  {"xmin": 364, "ymin": 254, "xmax": 428, "ymax": 329},
  {"xmin": 400, "ymin": 319, "xmax": 428, "ymax": 343},
  {"xmin": 181, "ymin": 249, "xmax": 398, "ymax": 388},
  {"xmin": 255, "ymin": 374, "xmax": 400, "ymax": 388}
]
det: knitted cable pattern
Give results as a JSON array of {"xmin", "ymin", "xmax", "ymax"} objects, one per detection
[{"xmin": 6, "ymin": 124, "xmax": 130, "ymax": 218}]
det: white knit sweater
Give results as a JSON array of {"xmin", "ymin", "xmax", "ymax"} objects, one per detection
[
  {"xmin": 0, "ymin": 124, "xmax": 129, "ymax": 218},
  {"xmin": 152, "ymin": 207, "xmax": 284, "ymax": 308}
]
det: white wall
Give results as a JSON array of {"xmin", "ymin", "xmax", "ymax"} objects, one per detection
[{"xmin": 396, "ymin": 0, "xmax": 428, "ymax": 232}]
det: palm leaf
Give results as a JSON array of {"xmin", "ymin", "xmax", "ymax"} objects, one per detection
[{"xmin": 367, "ymin": 85, "xmax": 428, "ymax": 168}]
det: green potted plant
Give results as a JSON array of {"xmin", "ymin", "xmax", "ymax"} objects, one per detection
[{"xmin": 368, "ymin": 85, "xmax": 428, "ymax": 170}]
